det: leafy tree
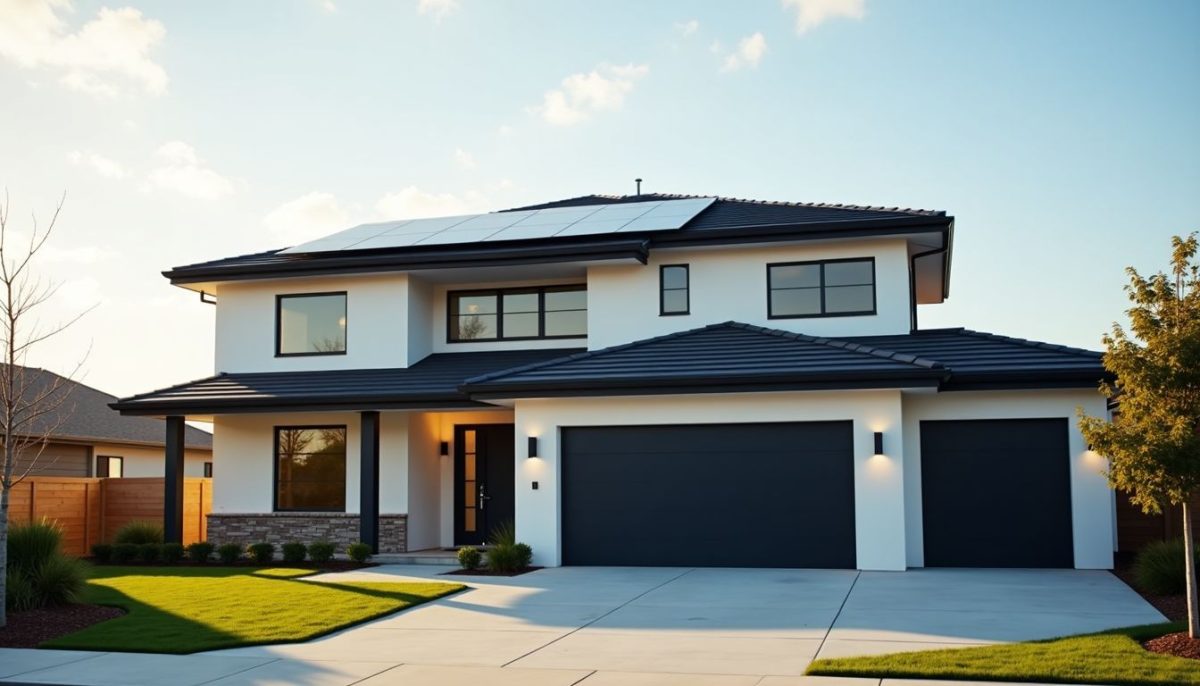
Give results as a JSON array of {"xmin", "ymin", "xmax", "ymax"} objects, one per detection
[{"xmin": 1080, "ymin": 233, "xmax": 1200, "ymax": 638}]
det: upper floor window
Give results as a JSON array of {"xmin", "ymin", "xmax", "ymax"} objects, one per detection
[
  {"xmin": 96, "ymin": 455, "xmax": 123, "ymax": 478},
  {"xmin": 275, "ymin": 426, "xmax": 346, "ymax": 512},
  {"xmin": 277, "ymin": 292, "xmax": 347, "ymax": 356},
  {"xmin": 660, "ymin": 265, "xmax": 689, "ymax": 316},
  {"xmin": 449, "ymin": 285, "xmax": 586, "ymax": 342},
  {"xmin": 768, "ymin": 258, "xmax": 875, "ymax": 318}
]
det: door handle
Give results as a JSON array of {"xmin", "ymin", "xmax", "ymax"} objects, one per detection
[{"xmin": 479, "ymin": 483, "xmax": 491, "ymax": 510}]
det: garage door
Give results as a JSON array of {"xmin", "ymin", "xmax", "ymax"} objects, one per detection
[
  {"xmin": 561, "ymin": 422, "xmax": 856, "ymax": 568},
  {"xmin": 921, "ymin": 419, "xmax": 1074, "ymax": 568}
]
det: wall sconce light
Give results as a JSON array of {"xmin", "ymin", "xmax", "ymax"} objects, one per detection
[
  {"xmin": 439, "ymin": 441, "xmax": 449, "ymax": 457},
  {"xmin": 527, "ymin": 436, "xmax": 539, "ymax": 458},
  {"xmin": 873, "ymin": 432, "xmax": 884, "ymax": 456}
]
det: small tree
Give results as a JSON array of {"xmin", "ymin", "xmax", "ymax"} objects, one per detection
[
  {"xmin": 1080, "ymin": 233, "xmax": 1200, "ymax": 638},
  {"xmin": 0, "ymin": 192, "xmax": 90, "ymax": 628}
]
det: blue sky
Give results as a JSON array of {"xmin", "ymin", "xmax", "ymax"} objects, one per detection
[{"xmin": 0, "ymin": 0, "xmax": 1197, "ymax": 396}]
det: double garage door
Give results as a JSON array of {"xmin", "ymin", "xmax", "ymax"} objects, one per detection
[{"xmin": 561, "ymin": 418, "xmax": 1074, "ymax": 569}]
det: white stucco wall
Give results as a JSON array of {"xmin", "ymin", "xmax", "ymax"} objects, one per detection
[
  {"xmin": 214, "ymin": 275, "xmax": 411, "ymax": 373},
  {"xmin": 901, "ymin": 389, "xmax": 1113, "ymax": 570},
  {"xmin": 586, "ymin": 238, "xmax": 913, "ymax": 349},
  {"xmin": 92, "ymin": 443, "xmax": 211, "ymax": 478},
  {"xmin": 513, "ymin": 391, "xmax": 908, "ymax": 570}
]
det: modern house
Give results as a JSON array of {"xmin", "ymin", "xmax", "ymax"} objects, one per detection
[
  {"xmin": 10, "ymin": 366, "xmax": 212, "ymax": 478},
  {"xmin": 113, "ymin": 194, "xmax": 1115, "ymax": 571}
]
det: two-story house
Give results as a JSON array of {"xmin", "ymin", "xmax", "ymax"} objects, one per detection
[{"xmin": 113, "ymin": 194, "xmax": 1113, "ymax": 571}]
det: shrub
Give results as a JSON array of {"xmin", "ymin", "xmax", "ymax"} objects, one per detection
[
  {"xmin": 137, "ymin": 543, "xmax": 160, "ymax": 563},
  {"xmin": 114, "ymin": 520, "xmax": 164, "ymax": 545},
  {"xmin": 31, "ymin": 554, "xmax": 87, "ymax": 607},
  {"xmin": 457, "ymin": 546, "xmax": 481, "ymax": 569},
  {"xmin": 217, "ymin": 543, "xmax": 242, "ymax": 565},
  {"xmin": 111, "ymin": 543, "xmax": 139, "ymax": 564},
  {"xmin": 346, "ymin": 542, "xmax": 372, "ymax": 563},
  {"xmin": 1134, "ymin": 538, "xmax": 1200, "ymax": 595},
  {"xmin": 281, "ymin": 541, "xmax": 307, "ymax": 564},
  {"xmin": 4, "ymin": 519, "xmax": 86, "ymax": 611},
  {"xmin": 90, "ymin": 543, "xmax": 113, "ymax": 564},
  {"xmin": 488, "ymin": 520, "xmax": 517, "ymax": 547},
  {"xmin": 247, "ymin": 542, "xmax": 275, "ymax": 565},
  {"xmin": 7, "ymin": 519, "xmax": 63, "ymax": 576},
  {"xmin": 186, "ymin": 541, "xmax": 214, "ymax": 563},
  {"xmin": 513, "ymin": 542, "xmax": 533, "ymax": 569},
  {"xmin": 308, "ymin": 541, "xmax": 336, "ymax": 563},
  {"xmin": 161, "ymin": 542, "xmax": 185, "ymax": 564},
  {"xmin": 486, "ymin": 544, "xmax": 522, "ymax": 574},
  {"xmin": 5, "ymin": 570, "xmax": 36, "ymax": 612}
]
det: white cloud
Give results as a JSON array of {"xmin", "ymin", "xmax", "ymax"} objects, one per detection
[
  {"xmin": 454, "ymin": 147, "xmax": 477, "ymax": 170},
  {"xmin": 145, "ymin": 141, "xmax": 237, "ymax": 199},
  {"xmin": 720, "ymin": 32, "xmax": 768, "ymax": 72},
  {"xmin": 375, "ymin": 186, "xmax": 487, "ymax": 219},
  {"xmin": 67, "ymin": 150, "xmax": 126, "ymax": 179},
  {"xmin": 0, "ymin": 0, "xmax": 168, "ymax": 97},
  {"xmin": 782, "ymin": 0, "xmax": 865, "ymax": 34},
  {"xmin": 532, "ymin": 63, "xmax": 650, "ymax": 127},
  {"xmin": 320, "ymin": 0, "xmax": 337, "ymax": 12},
  {"xmin": 417, "ymin": 0, "xmax": 458, "ymax": 21},
  {"xmin": 263, "ymin": 192, "xmax": 353, "ymax": 245},
  {"xmin": 674, "ymin": 19, "xmax": 699, "ymax": 37}
]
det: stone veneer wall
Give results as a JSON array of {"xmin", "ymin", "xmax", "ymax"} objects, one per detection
[{"xmin": 207, "ymin": 513, "xmax": 407, "ymax": 553}]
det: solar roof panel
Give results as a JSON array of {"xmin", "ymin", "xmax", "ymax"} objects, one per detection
[{"xmin": 280, "ymin": 197, "xmax": 715, "ymax": 255}]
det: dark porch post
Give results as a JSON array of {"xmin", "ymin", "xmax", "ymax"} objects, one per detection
[
  {"xmin": 359, "ymin": 411, "xmax": 380, "ymax": 553},
  {"xmin": 164, "ymin": 416, "xmax": 186, "ymax": 544}
]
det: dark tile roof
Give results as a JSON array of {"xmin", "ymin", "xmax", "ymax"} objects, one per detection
[
  {"xmin": 462, "ymin": 322, "xmax": 949, "ymax": 396},
  {"xmin": 10, "ymin": 366, "xmax": 211, "ymax": 448},
  {"xmin": 111, "ymin": 348, "xmax": 583, "ymax": 415}
]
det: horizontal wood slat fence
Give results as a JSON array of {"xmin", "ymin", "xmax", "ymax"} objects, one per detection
[{"xmin": 8, "ymin": 477, "xmax": 212, "ymax": 556}]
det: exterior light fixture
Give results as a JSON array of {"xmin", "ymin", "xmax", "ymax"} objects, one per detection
[
  {"xmin": 873, "ymin": 432, "xmax": 884, "ymax": 456},
  {"xmin": 439, "ymin": 441, "xmax": 449, "ymax": 457},
  {"xmin": 528, "ymin": 436, "xmax": 539, "ymax": 458}
]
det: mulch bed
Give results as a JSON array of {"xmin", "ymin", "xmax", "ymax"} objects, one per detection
[
  {"xmin": 441, "ymin": 567, "xmax": 542, "ymax": 577},
  {"xmin": 0, "ymin": 604, "xmax": 124, "ymax": 648},
  {"xmin": 1143, "ymin": 632, "xmax": 1200, "ymax": 660},
  {"xmin": 88, "ymin": 559, "xmax": 377, "ymax": 572},
  {"xmin": 1111, "ymin": 557, "xmax": 1187, "ymax": 621}
]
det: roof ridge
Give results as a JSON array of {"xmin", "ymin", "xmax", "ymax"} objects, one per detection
[
  {"xmin": 956, "ymin": 328, "xmax": 1103, "ymax": 358},
  {"xmin": 503, "ymin": 193, "xmax": 946, "ymax": 217},
  {"xmin": 722, "ymin": 322, "xmax": 945, "ymax": 369}
]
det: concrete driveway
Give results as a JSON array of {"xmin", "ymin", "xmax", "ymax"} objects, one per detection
[{"xmin": 0, "ymin": 565, "xmax": 1166, "ymax": 686}]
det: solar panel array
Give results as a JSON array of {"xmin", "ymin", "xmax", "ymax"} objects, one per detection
[{"xmin": 280, "ymin": 197, "xmax": 716, "ymax": 255}]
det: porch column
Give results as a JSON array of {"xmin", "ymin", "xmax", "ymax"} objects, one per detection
[
  {"xmin": 164, "ymin": 415, "xmax": 185, "ymax": 544},
  {"xmin": 359, "ymin": 411, "xmax": 380, "ymax": 552}
]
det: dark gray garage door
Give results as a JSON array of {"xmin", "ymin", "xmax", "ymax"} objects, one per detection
[
  {"xmin": 921, "ymin": 419, "xmax": 1074, "ymax": 568},
  {"xmin": 561, "ymin": 422, "xmax": 856, "ymax": 568}
]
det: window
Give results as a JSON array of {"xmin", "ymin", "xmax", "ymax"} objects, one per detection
[
  {"xmin": 276, "ymin": 293, "xmax": 347, "ymax": 356},
  {"xmin": 203, "ymin": 462, "xmax": 213, "ymax": 478},
  {"xmin": 96, "ymin": 455, "xmax": 123, "ymax": 478},
  {"xmin": 449, "ymin": 285, "xmax": 586, "ymax": 341},
  {"xmin": 768, "ymin": 258, "xmax": 875, "ymax": 318},
  {"xmin": 660, "ymin": 265, "xmax": 689, "ymax": 315},
  {"xmin": 275, "ymin": 426, "xmax": 346, "ymax": 512}
]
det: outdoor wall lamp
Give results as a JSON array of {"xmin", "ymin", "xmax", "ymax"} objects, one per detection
[
  {"xmin": 873, "ymin": 432, "xmax": 884, "ymax": 456},
  {"xmin": 439, "ymin": 441, "xmax": 449, "ymax": 457},
  {"xmin": 528, "ymin": 436, "xmax": 539, "ymax": 458}
]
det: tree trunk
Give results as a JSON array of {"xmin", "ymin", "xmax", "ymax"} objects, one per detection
[
  {"xmin": 1184, "ymin": 501, "xmax": 1199, "ymax": 639},
  {"xmin": 0, "ymin": 485, "xmax": 8, "ymax": 628}
]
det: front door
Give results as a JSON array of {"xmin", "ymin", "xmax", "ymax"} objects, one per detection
[{"xmin": 454, "ymin": 424, "xmax": 515, "ymax": 546}]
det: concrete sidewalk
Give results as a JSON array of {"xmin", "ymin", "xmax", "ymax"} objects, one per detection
[{"xmin": 0, "ymin": 565, "xmax": 1163, "ymax": 685}]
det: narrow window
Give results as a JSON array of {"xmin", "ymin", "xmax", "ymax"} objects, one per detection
[
  {"xmin": 97, "ymin": 455, "xmax": 123, "ymax": 478},
  {"xmin": 275, "ymin": 426, "xmax": 347, "ymax": 512},
  {"xmin": 768, "ymin": 258, "xmax": 876, "ymax": 318},
  {"xmin": 276, "ymin": 292, "xmax": 347, "ymax": 356},
  {"xmin": 660, "ymin": 264, "xmax": 689, "ymax": 315},
  {"xmin": 448, "ymin": 285, "xmax": 586, "ymax": 342},
  {"xmin": 203, "ymin": 462, "xmax": 213, "ymax": 478}
]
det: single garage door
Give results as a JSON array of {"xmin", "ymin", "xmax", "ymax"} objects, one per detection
[
  {"xmin": 921, "ymin": 418, "xmax": 1074, "ymax": 568},
  {"xmin": 561, "ymin": 422, "xmax": 856, "ymax": 568}
]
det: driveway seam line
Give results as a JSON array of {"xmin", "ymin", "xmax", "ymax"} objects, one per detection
[
  {"xmin": 499, "ymin": 567, "xmax": 698, "ymax": 668},
  {"xmin": 0, "ymin": 651, "xmax": 109, "ymax": 681},
  {"xmin": 345, "ymin": 662, "xmax": 404, "ymax": 685},
  {"xmin": 815, "ymin": 569, "xmax": 861, "ymax": 660},
  {"xmin": 191, "ymin": 656, "xmax": 281, "ymax": 686}
]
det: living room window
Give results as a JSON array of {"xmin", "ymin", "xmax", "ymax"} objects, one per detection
[
  {"xmin": 768, "ymin": 258, "xmax": 876, "ymax": 318},
  {"xmin": 276, "ymin": 292, "xmax": 347, "ymax": 356},
  {"xmin": 660, "ymin": 265, "xmax": 689, "ymax": 315},
  {"xmin": 448, "ymin": 285, "xmax": 586, "ymax": 341},
  {"xmin": 96, "ymin": 455, "xmax": 123, "ymax": 478},
  {"xmin": 275, "ymin": 426, "xmax": 346, "ymax": 512}
]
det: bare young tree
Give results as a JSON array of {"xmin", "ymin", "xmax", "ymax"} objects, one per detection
[{"xmin": 0, "ymin": 191, "xmax": 91, "ymax": 628}]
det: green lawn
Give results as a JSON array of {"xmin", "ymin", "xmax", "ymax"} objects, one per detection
[
  {"xmin": 42, "ymin": 566, "xmax": 463, "ymax": 654},
  {"xmin": 807, "ymin": 622, "xmax": 1197, "ymax": 686}
]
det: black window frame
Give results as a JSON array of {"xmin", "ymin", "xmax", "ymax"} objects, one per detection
[
  {"xmin": 203, "ymin": 462, "xmax": 213, "ymax": 478},
  {"xmin": 447, "ymin": 284, "xmax": 587, "ymax": 343},
  {"xmin": 96, "ymin": 455, "xmax": 122, "ymax": 478},
  {"xmin": 273, "ymin": 424, "xmax": 348, "ymax": 513},
  {"xmin": 659, "ymin": 264, "xmax": 690, "ymax": 316},
  {"xmin": 767, "ymin": 257, "xmax": 877, "ymax": 319},
  {"xmin": 275, "ymin": 291, "xmax": 348, "ymax": 358}
]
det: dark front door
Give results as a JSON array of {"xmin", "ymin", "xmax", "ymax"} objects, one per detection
[{"xmin": 454, "ymin": 424, "xmax": 515, "ymax": 546}]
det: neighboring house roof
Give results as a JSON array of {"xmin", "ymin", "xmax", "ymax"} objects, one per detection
[
  {"xmin": 9, "ymin": 366, "xmax": 212, "ymax": 448},
  {"xmin": 110, "ymin": 349, "xmax": 582, "ymax": 416},
  {"xmin": 162, "ymin": 194, "xmax": 953, "ymax": 286}
]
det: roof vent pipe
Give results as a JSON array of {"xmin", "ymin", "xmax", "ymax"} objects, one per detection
[{"xmin": 635, "ymin": 178, "xmax": 642, "ymax": 196}]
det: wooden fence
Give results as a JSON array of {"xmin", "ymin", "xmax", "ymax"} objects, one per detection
[{"xmin": 7, "ymin": 476, "xmax": 212, "ymax": 556}]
